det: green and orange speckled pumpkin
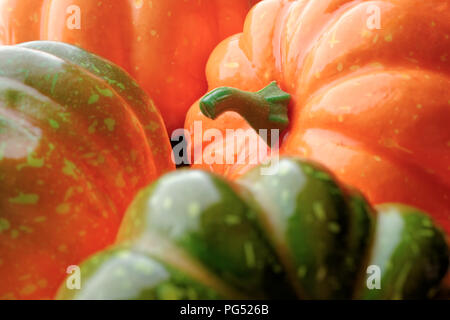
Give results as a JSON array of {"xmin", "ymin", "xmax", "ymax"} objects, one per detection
[
  {"xmin": 57, "ymin": 158, "xmax": 449, "ymax": 300},
  {"xmin": 0, "ymin": 0, "xmax": 260, "ymax": 133},
  {"xmin": 0, "ymin": 41, "xmax": 174, "ymax": 299}
]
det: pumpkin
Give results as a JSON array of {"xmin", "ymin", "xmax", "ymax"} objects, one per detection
[
  {"xmin": 56, "ymin": 157, "xmax": 449, "ymax": 300},
  {"xmin": 185, "ymin": 0, "xmax": 450, "ymax": 234},
  {"xmin": 0, "ymin": 0, "xmax": 260, "ymax": 133},
  {"xmin": 0, "ymin": 41, "xmax": 174, "ymax": 299}
]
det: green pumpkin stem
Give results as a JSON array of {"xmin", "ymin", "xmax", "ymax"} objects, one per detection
[{"xmin": 199, "ymin": 81, "xmax": 291, "ymax": 146}]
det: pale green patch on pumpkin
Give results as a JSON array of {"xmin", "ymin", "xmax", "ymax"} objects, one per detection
[
  {"xmin": 48, "ymin": 118, "xmax": 60, "ymax": 129},
  {"xmin": 145, "ymin": 121, "xmax": 160, "ymax": 132},
  {"xmin": 328, "ymin": 222, "xmax": 341, "ymax": 234},
  {"xmin": 58, "ymin": 112, "xmax": 71, "ymax": 123},
  {"xmin": 62, "ymin": 159, "xmax": 78, "ymax": 179},
  {"xmin": 88, "ymin": 93, "xmax": 100, "ymax": 105},
  {"xmin": 297, "ymin": 265, "xmax": 307, "ymax": 278},
  {"xmin": 56, "ymin": 203, "xmax": 71, "ymax": 215},
  {"xmin": 17, "ymin": 152, "xmax": 45, "ymax": 171},
  {"xmin": 34, "ymin": 216, "xmax": 47, "ymax": 223},
  {"xmin": 9, "ymin": 192, "xmax": 40, "ymax": 205},
  {"xmin": 104, "ymin": 76, "xmax": 125, "ymax": 90},
  {"xmin": 96, "ymin": 86, "xmax": 114, "ymax": 98},
  {"xmin": 313, "ymin": 202, "xmax": 326, "ymax": 221},
  {"xmin": 0, "ymin": 218, "xmax": 11, "ymax": 233},
  {"xmin": 88, "ymin": 120, "xmax": 98, "ymax": 134},
  {"xmin": 244, "ymin": 242, "xmax": 256, "ymax": 269},
  {"xmin": 157, "ymin": 283, "xmax": 183, "ymax": 300},
  {"xmin": 46, "ymin": 143, "xmax": 55, "ymax": 158},
  {"xmin": 18, "ymin": 225, "xmax": 33, "ymax": 234},
  {"xmin": 50, "ymin": 74, "xmax": 59, "ymax": 95},
  {"xmin": 104, "ymin": 118, "xmax": 116, "ymax": 132},
  {"xmin": 187, "ymin": 202, "xmax": 201, "ymax": 218},
  {"xmin": 225, "ymin": 215, "xmax": 241, "ymax": 226},
  {"xmin": 10, "ymin": 229, "xmax": 19, "ymax": 239}
]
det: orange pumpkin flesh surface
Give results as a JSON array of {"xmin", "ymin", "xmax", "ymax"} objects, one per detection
[
  {"xmin": 0, "ymin": 41, "xmax": 174, "ymax": 299},
  {"xmin": 0, "ymin": 0, "xmax": 260, "ymax": 133},
  {"xmin": 185, "ymin": 0, "xmax": 450, "ymax": 235}
]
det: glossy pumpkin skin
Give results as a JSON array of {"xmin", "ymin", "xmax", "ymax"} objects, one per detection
[
  {"xmin": 0, "ymin": 0, "xmax": 259, "ymax": 133},
  {"xmin": 185, "ymin": 0, "xmax": 450, "ymax": 234},
  {"xmin": 56, "ymin": 158, "xmax": 449, "ymax": 300},
  {"xmin": 0, "ymin": 41, "xmax": 174, "ymax": 299}
]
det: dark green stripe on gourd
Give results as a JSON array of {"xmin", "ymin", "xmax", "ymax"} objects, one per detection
[{"xmin": 57, "ymin": 158, "xmax": 449, "ymax": 300}]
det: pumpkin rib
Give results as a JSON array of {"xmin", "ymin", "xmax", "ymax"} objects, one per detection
[
  {"xmin": 17, "ymin": 41, "xmax": 173, "ymax": 175},
  {"xmin": 132, "ymin": 234, "xmax": 246, "ymax": 300},
  {"xmin": 294, "ymin": 68, "xmax": 450, "ymax": 186},
  {"xmin": 0, "ymin": 49, "xmax": 159, "ymax": 213},
  {"xmin": 282, "ymin": 0, "xmax": 450, "ymax": 102},
  {"xmin": 278, "ymin": 0, "xmax": 363, "ymax": 86},
  {"xmin": 288, "ymin": 127, "xmax": 450, "ymax": 195},
  {"xmin": 0, "ymin": 77, "xmax": 125, "ymax": 219},
  {"xmin": 3, "ymin": 45, "xmax": 160, "ymax": 179}
]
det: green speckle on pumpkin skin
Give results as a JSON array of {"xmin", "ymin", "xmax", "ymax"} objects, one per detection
[
  {"xmin": 58, "ymin": 112, "xmax": 71, "ymax": 123},
  {"xmin": 10, "ymin": 229, "xmax": 19, "ymax": 239},
  {"xmin": 62, "ymin": 159, "xmax": 78, "ymax": 179},
  {"xmin": 88, "ymin": 120, "xmax": 98, "ymax": 134},
  {"xmin": 187, "ymin": 202, "xmax": 201, "ymax": 218},
  {"xmin": 328, "ymin": 222, "xmax": 341, "ymax": 234},
  {"xmin": 34, "ymin": 216, "xmax": 47, "ymax": 223},
  {"xmin": 244, "ymin": 242, "xmax": 256, "ymax": 269},
  {"xmin": 145, "ymin": 121, "xmax": 160, "ymax": 132},
  {"xmin": 18, "ymin": 225, "xmax": 33, "ymax": 234},
  {"xmin": 50, "ymin": 73, "xmax": 59, "ymax": 95},
  {"xmin": 9, "ymin": 192, "xmax": 40, "ymax": 205},
  {"xmin": 157, "ymin": 283, "xmax": 184, "ymax": 300},
  {"xmin": 104, "ymin": 118, "xmax": 116, "ymax": 132},
  {"xmin": 297, "ymin": 266, "xmax": 308, "ymax": 278},
  {"xmin": 88, "ymin": 93, "xmax": 99, "ymax": 105},
  {"xmin": 91, "ymin": 64, "xmax": 101, "ymax": 74},
  {"xmin": 313, "ymin": 202, "xmax": 326, "ymax": 221},
  {"xmin": 225, "ymin": 215, "xmax": 241, "ymax": 226},
  {"xmin": 16, "ymin": 152, "xmax": 45, "ymax": 171},
  {"xmin": 0, "ymin": 218, "xmax": 11, "ymax": 233},
  {"xmin": 96, "ymin": 86, "xmax": 114, "ymax": 98},
  {"xmin": 48, "ymin": 119, "xmax": 60, "ymax": 129},
  {"xmin": 56, "ymin": 203, "xmax": 71, "ymax": 215}
]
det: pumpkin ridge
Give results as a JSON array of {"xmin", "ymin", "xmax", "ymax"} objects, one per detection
[
  {"xmin": 0, "ymin": 59, "xmax": 152, "ymax": 215},
  {"xmin": 18, "ymin": 41, "xmax": 172, "ymax": 174},
  {"xmin": 291, "ymin": 127, "xmax": 450, "ymax": 195},
  {"xmin": 132, "ymin": 233, "xmax": 246, "ymax": 300}
]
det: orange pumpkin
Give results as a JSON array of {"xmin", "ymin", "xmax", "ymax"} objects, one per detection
[
  {"xmin": 0, "ymin": 0, "xmax": 259, "ymax": 133},
  {"xmin": 0, "ymin": 41, "xmax": 173, "ymax": 299},
  {"xmin": 185, "ymin": 0, "xmax": 450, "ymax": 234}
]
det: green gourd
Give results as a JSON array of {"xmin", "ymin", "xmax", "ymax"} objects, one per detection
[{"xmin": 57, "ymin": 158, "xmax": 449, "ymax": 300}]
